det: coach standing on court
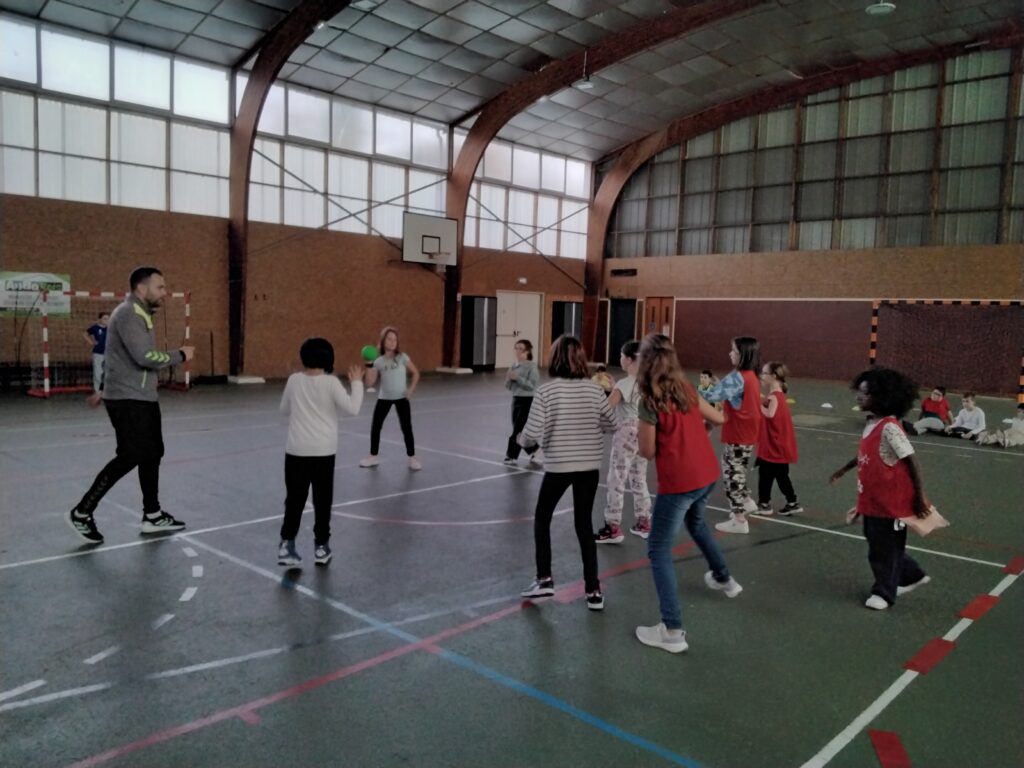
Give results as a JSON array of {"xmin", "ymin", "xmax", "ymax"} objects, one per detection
[{"xmin": 68, "ymin": 267, "xmax": 194, "ymax": 544}]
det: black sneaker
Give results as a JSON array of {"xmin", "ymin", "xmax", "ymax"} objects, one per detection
[
  {"xmin": 141, "ymin": 510, "xmax": 186, "ymax": 533},
  {"xmin": 586, "ymin": 590, "xmax": 605, "ymax": 611},
  {"xmin": 520, "ymin": 578, "xmax": 555, "ymax": 598},
  {"xmin": 67, "ymin": 509, "xmax": 104, "ymax": 544},
  {"xmin": 779, "ymin": 502, "xmax": 803, "ymax": 516}
]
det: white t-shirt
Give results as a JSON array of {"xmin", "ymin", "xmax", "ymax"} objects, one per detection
[
  {"xmin": 614, "ymin": 375, "xmax": 641, "ymax": 423},
  {"xmin": 280, "ymin": 373, "xmax": 363, "ymax": 456}
]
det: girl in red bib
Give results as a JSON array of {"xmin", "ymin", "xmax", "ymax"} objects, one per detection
[
  {"xmin": 830, "ymin": 368, "xmax": 932, "ymax": 610},
  {"xmin": 754, "ymin": 362, "xmax": 802, "ymax": 516},
  {"xmin": 634, "ymin": 334, "xmax": 742, "ymax": 654},
  {"xmin": 702, "ymin": 336, "xmax": 763, "ymax": 535}
]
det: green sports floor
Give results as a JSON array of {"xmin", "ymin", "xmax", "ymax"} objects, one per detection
[{"xmin": 0, "ymin": 374, "xmax": 1021, "ymax": 767}]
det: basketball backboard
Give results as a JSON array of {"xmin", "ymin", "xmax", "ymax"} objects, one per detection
[{"xmin": 403, "ymin": 212, "xmax": 457, "ymax": 267}]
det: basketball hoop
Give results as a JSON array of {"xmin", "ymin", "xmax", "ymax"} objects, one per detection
[{"xmin": 425, "ymin": 251, "xmax": 451, "ymax": 275}]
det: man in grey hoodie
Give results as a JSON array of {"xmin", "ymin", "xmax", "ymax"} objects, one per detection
[{"xmin": 68, "ymin": 267, "xmax": 195, "ymax": 544}]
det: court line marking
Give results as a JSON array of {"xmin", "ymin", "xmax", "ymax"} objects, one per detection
[
  {"xmin": 793, "ymin": 425, "xmax": 1024, "ymax": 457},
  {"xmin": 152, "ymin": 614, "xmax": 175, "ymax": 630},
  {"xmin": 83, "ymin": 646, "xmax": 120, "ymax": 666},
  {"xmin": 191, "ymin": 565, "xmax": 203, "ymax": 578},
  {"xmin": 0, "ymin": 683, "xmax": 114, "ymax": 714},
  {"xmin": 799, "ymin": 571, "xmax": 1019, "ymax": 768},
  {"xmin": 178, "ymin": 587, "xmax": 197, "ymax": 602},
  {"xmin": 0, "ymin": 470, "xmax": 532, "ymax": 570},
  {"xmin": 0, "ymin": 680, "xmax": 46, "ymax": 703},
  {"xmin": 704, "ymin": 505, "xmax": 1007, "ymax": 569}
]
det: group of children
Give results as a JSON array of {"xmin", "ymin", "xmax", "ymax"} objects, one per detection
[
  {"xmin": 275, "ymin": 323, "xmax": 1016, "ymax": 651},
  {"xmin": 909, "ymin": 385, "xmax": 1023, "ymax": 447}
]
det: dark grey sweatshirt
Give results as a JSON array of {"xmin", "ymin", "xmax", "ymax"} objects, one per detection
[{"xmin": 102, "ymin": 296, "xmax": 184, "ymax": 402}]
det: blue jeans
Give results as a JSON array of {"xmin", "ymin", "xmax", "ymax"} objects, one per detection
[{"xmin": 647, "ymin": 482, "xmax": 730, "ymax": 630}]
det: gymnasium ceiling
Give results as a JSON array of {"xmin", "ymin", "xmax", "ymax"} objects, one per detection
[{"xmin": 1, "ymin": 0, "xmax": 1021, "ymax": 161}]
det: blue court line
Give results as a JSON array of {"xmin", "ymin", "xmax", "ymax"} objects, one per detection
[
  {"xmin": 434, "ymin": 647, "xmax": 706, "ymax": 768},
  {"xmin": 206, "ymin": 539, "xmax": 704, "ymax": 767}
]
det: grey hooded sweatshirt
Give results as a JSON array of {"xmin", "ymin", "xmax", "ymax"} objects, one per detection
[{"xmin": 102, "ymin": 295, "xmax": 185, "ymax": 402}]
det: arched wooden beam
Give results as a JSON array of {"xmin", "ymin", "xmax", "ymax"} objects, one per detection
[
  {"xmin": 229, "ymin": 0, "xmax": 351, "ymax": 376},
  {"xmin": 441, "ymin": 0, "xmax": 768, "ymax": 367},
  {"xmin": 581, "ymin": 29, "xmax": 1024, "ymax": 357}
]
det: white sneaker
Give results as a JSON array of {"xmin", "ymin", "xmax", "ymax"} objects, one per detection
[
  {"xmin": 408, "ymin": 456, "xmax": 422, "ymax": 471},
  {"xmin": 704, "ymin": 571, "xmax": 743, "ymax": 598},
  {"xmin": 635, "ymin": 623, "xmax": 688, "ymax": 653},
  {"xmin": 741, "ymin": 496, "xmax": 759, "ymax": 514},
  {"xmin": 864, "ymin": 594, "xmax": 889, "ymax": 610},
  {"xmin": 897, "ymin": 575, "xmax": 931, "ymax": 596},
  {"xmin": 529, "ymin": 454, "xmax": 543, "ymax": 468},
  {"xmin": 715, "ymin": 514, "xmax": 749, "ymax": 534},
  {"xmin": 359, "ymin": 456, "xmax": 379, "ymax": 468}
]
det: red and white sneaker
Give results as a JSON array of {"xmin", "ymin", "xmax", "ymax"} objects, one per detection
[
  {"xmin": 629, "ymin": 518, "xmax": 652, "ymax": 539},
  {"xmin": 594, "ymin": 523, "xmax": 624, "ymax": 544}
]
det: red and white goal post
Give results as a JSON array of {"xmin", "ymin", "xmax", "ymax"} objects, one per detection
[{"xmin": 23, "ymin": 290, "xmax": 191, "ymax": 398}]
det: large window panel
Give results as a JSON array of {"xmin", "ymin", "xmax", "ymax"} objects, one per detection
[
  {"xmin": 894, "ymin": 64, "xmax": 938, "ymax": 90},
  {"xmin": 682, "ymin": 193, "xmax": 712, "ymax": 227},
  {"xmin": 512, "ymin": 147, "xmax": 539, "ymax": 188},
  {"xmin": 0, "ymin": 91, "xmax": 35, "ymax": 148},
  {"xmin": 171, "ymin": 123, "xmax": 229, "ymax": 176},
  {"xmin": 756, "ymin": 146, "xmax": 792, "ymax": 186},
  {"xmin": 111, "ymin": 164, "xmax": 165, "ymax": 211},
  {"xmin": 718, "ymin": 152, "xmax": 753, "ymax": 190},
  {"xmin": 798, "ymin": 220, "xmax": 832, "ymax": 250},
  {"xmin": 412, "ymin": 121, "xmax": 447, "ymax": 170},
  {"xmin": 803, "ymin": 101, "xmax": 839, "ymax": 142},
  {"xmin": 560, "ymin": 231, "xmax": 586, "ymax": 259},
  {"xmin": 115, "ymin": 46, "xmax": 170, "ymax": 110},
  {"xmin": 715, "ymin": 226, "xmax": 749, "ymax": 254},
  {"xmin": 288, "ymin": 88, "xmax": 330, "ymax": 143},
  {"xmin": 941, "ymin": 122, "xmax": 1004, "ymax": 167},
  {"xmin": 478, "ymin": 183, "xmax": 507, "ymax": 249},
  {"xmin": 565, "ymin": 159, "xmax": 588, "ymax": 198},
  {"xmin": 507, "ymin": 189, "xmax": 536, "ymax": 252},
  {"xmin": 648, "ymin": 196, "xmax": 678, "ymax": 230},
  {"xmin": 891, "ymin": 88, "xmax": 936, "ymax": 131},
  {"xmin": 171, "ymin": 172, "xmax": 227, "ymax": 217},
  {"xmin": 375, "ymin": 112, "xmax": 411, "ymax": 161},
  {"xmin": 758, "ymin": 107, "xmax": 794, "ymax": 148},
  {"xmin": 839, "ymin": 218, "xmax": 877, "ymax": 248},
  {"xmin": 752, "ymin": 223, "xmax": 788, "ymax": 251},
  {"xmin": 38, "ymin": 153, "xmax": 106, "ymax": 203},
  {"xmin": 889, "ymin": 131, "xmax": 933, "ymax": 172},
  {"xmin": 483, "ymin": 141, "xmax": 512, "ymax": 182},
  {"xmin": 408, "ymin": 169, "xmax": 445, "ymax": 215},
  {"xmin": 617, "ymin": 199, "xmax": 646, "ymax": 230},
  {"xmin": 0, "ymin": 16, "xmax": 37, "ymax": 84},
  {"xmin": 38, "ymin": 100, "xmax": 106, "ymax": 158},
  {"xmin": 327, "ymin": 154, "xmax": 369, "ymax": 233},
  {"xmin": 41, "ymin": 30, "xmax": 108, "ymax": 101},
  {"xmin": 840, "ymin": 177, "xmax": 880, "ymax": 217},
  {"xmin": 686, "ymin": 132, "xmax": 714, "ymax": 158},
  {"xmin": 111, "ymin": 113, "xmax": 166, "ymax": 168},
  {"xmin": 650, "ymin": 161, "xmax": 679, "ymax": 196},
  {"xmin": 885, "ymin": 173, "xmax": 931, "ymax": 214},
  {"xmin": 945, "ymin": 50, "xmax": 1011, "ymax": 82},
  {"xmin": 797, "ymin": 181, "xmax": 834, "ymax": 220},
  {"xmin": 618, "ymin": 233, "xmax": 644, "ymax": 258},
  {"xmin": 541, "ymin": 154, "xmax": 566, "ymax": 193},
  {"xmin": 332, "ymin": 100, "xmax": 373, "ymax": 154},
  {"xmin": 283, "ymin": 144, "xmax": 325, "ymax": 191},
  {"xmin": 174, "ymin": 60, "xmax": 229, "ymax": 124},
  {"xmin": 536, "ymin": 195, "xmax": 559, "ymax": 255},
  {"xmin": 251, "ymin": 138, "xmax": 281, "ymax": 185},
  {"xmin": 681, "ymin": 228, "xmax": 711, "ymax": 254},
  {"xmin": 799, "ymin": 142, "xmax": 836, "ymax": 181},
  {"xmin": 844, "ymin": 137, "xmax": 883, "ymax": 177},
  {"xmin": 561, "ymin": 200, "xmax": 588, "ymax": 234},
  {"xmin": 0, "ymin": 147, "xmax": 35, "ymax": 195},
  {"xmin": 372, "ymin": 162, "xmax": 406, "ymax": 238},
  {"xmin": 939, "ymin": 167, "xmax": 1001, "ymax": 210},
  {"xmin": 846, "ymin": 96, "xmax": 884, "ymax": 137},
  {"xmin": 754, "ymin": 185, "xmax": 790, "ymax": 222},
  {"xmin": 683, "ymin": 158, "xmax": 713, "ymax": 193},
  {"xmin": 647, "ymin": 230, "xmax": 675, "ymax": 257},
  {"xmin": 942, "ymin": 77, "xmax": 1008, "ymax": 125},
  {"xmin": 938, "ymin": 211, "xmax": 998, "ymax": 244},
  {"xmin": 236, "ymin": 73, "xmax": 285, "ymax": 135},
  {"xmin": 887, "ymin": 215, "xmax": 928, "ymax": 246},
  {"xmin": 716, "ymin": 189, "xmax": 752, "ymax": 226},
  {"xmin": 720, "ymin": 117, "xmax": 753, "ymax": 153},
  {"xmin": 284, "ymin": 189, "xmax": 325, "ymax": 229},
  {"xmin": 248, "ymin": 183, "xmax": 281, "ymax": 223},
  {"xmin": 622, "ymin": 165, "xmax": 649, "ymax": 199}
]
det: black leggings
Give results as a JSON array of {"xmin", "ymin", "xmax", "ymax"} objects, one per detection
[
  {"xmin": 506, "ymin": 396, "xmax": 538, "ymax": 460},
  {"xmin": 533, "ymin": 470, "xmax": 601, "ymax": 592},
  {"xmin": 76, "ymin": 400, "xmax": 164, "ymax": 516},
  {"xmin": 756, "ymin": 458, "xmax": 797, "ymax": 504},
  {"xmin": 281, "ymin": 454, "xmax": 335, "ymax": 545},
  {"xmin": 370, "ymin": 398, "xmax": 415, "ymax": 456}
]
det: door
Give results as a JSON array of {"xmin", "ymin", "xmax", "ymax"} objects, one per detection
[
  {"xmin": 644, "ymin": 297, "xmax": 674, "ymax": 338},
  {"xmin": 608, "ymin": 299, "xmax": 637, "ymax": 368},
  {"xmin": 496, "ymin": 291, "xmax": 542, "ymax": 368},
  {"xmin": 551, "ymin": 301, "xmax": 583, "ymax": 343}
]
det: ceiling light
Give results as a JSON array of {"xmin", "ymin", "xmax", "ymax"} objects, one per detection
[
  {"xmin": 314, "ymin": 20, "xmax": 326, "ymax": 31},
  {"xmin": 865, "ymin": 2, "xmax": 896, "ymax": 15}
]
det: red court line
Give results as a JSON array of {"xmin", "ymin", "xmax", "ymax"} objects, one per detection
[
  {"xmin": 958, "ymin": 594, "xmax": 999, "ymax": 621},
  {"xmin": 869, "ymin": 730, "xmax": 912, "ymax": 768},
  {"xmin": 903, "ymin": 638, "xmax": 956, "ymax": 675},
  {"xmin": 1003, "ymin": 555, "xmax": 1024, "ymax": 575},
  {"xmin": 554, "ymin": 539, "xmax": 699, "ymax": 603}
]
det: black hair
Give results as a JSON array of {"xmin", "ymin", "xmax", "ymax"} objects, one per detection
[
  {"xmin": 300, "ymin": 337, "xmax": 335, "ymax": 373},
  {"xmin": 1017, "ymin": 403, "xmax": 1024, "ymax": 411},
  {"xmin": 852, "ymin": 367, "xmax": 918, "ymax": 418},
  {"xmin": 701, "ymin": 369, "xmax": 713, "ymax": 378},
  {"xmin": 129, "ymin": 267, "xmax": 162, "ymax": 290},
  {"xmin": 733, "ymin": 336, "xmax": 760, "ymax": 371},
  {"xmin": 98, "ymin": 311, "xmax": 110, "ymax": 319},
  {"xmin": 620, "ymin": 340, "xmax": 640, "ymax": 360},
  {"xmin": 933, "ymin": 386, "xmax": 947, "ymax": 395},
  {"xmin": 962, "ymin": 392, "xmax": 976, "ymax": 401}
]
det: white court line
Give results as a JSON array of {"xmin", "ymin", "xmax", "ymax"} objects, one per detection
[
  {"xmin": 0, "ymin": 683, "xmax": 113, "ymax": 714},
  {"xmin": 179, "ymin": 587, "xmax": 197, "ymax": 602},
  {"xmin": 181, "ymin": 547, "xmax": 198, "ymax": 558},
  {"xmin": 990, "ymin": 574, "xmax": 1017, "ymax": 597},
  {"xmin": 191, "ymin": 565, "xmax": 204, "ymax": 578},
  {"xmin": 83, "ymin": 646, "xmax": 120, "ymax": 665},
  {"xmin": 799, "ymin": 571, "xmax": 1019, "ymax": 768},
  {"xmin": 705, "ymin": 504, "xmax": 1007, "ymax": 569},
  {"xmin": 0, "ymin": 679, "xmax": 46, "ymax": 703},
  {"xmin": 0, "ymin": 470, "xmax": 530, "ymax": 570},
  {"xmin": 794, "ymin": 425, "xmax": 1023, "ymax": 457},
  {"xmin": 152, "ymin": 613, "xmax": 175, "ymax": 630}
]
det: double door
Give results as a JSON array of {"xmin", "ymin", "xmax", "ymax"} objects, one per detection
[
  {"xmin": 496, "ymin": 291, "xmax": 542, "ymax": 368},
  {"xmin": 644, "ymin": 297, "xmax": 674, "ymax": 338}
]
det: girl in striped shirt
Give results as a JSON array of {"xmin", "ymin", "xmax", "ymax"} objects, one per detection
[{"xmin": 519, "ymin": 335, "xmax": 618, "ymax": 611}]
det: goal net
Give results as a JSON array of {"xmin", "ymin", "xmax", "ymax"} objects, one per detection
[{"xmin": 2, "ymin": 290, "xmax": 191, "ymax": 397}]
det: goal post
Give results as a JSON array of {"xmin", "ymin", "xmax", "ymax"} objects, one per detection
[{"xmin": 20, "ymin": 290, "xmax": 191, "ymax": 398}]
